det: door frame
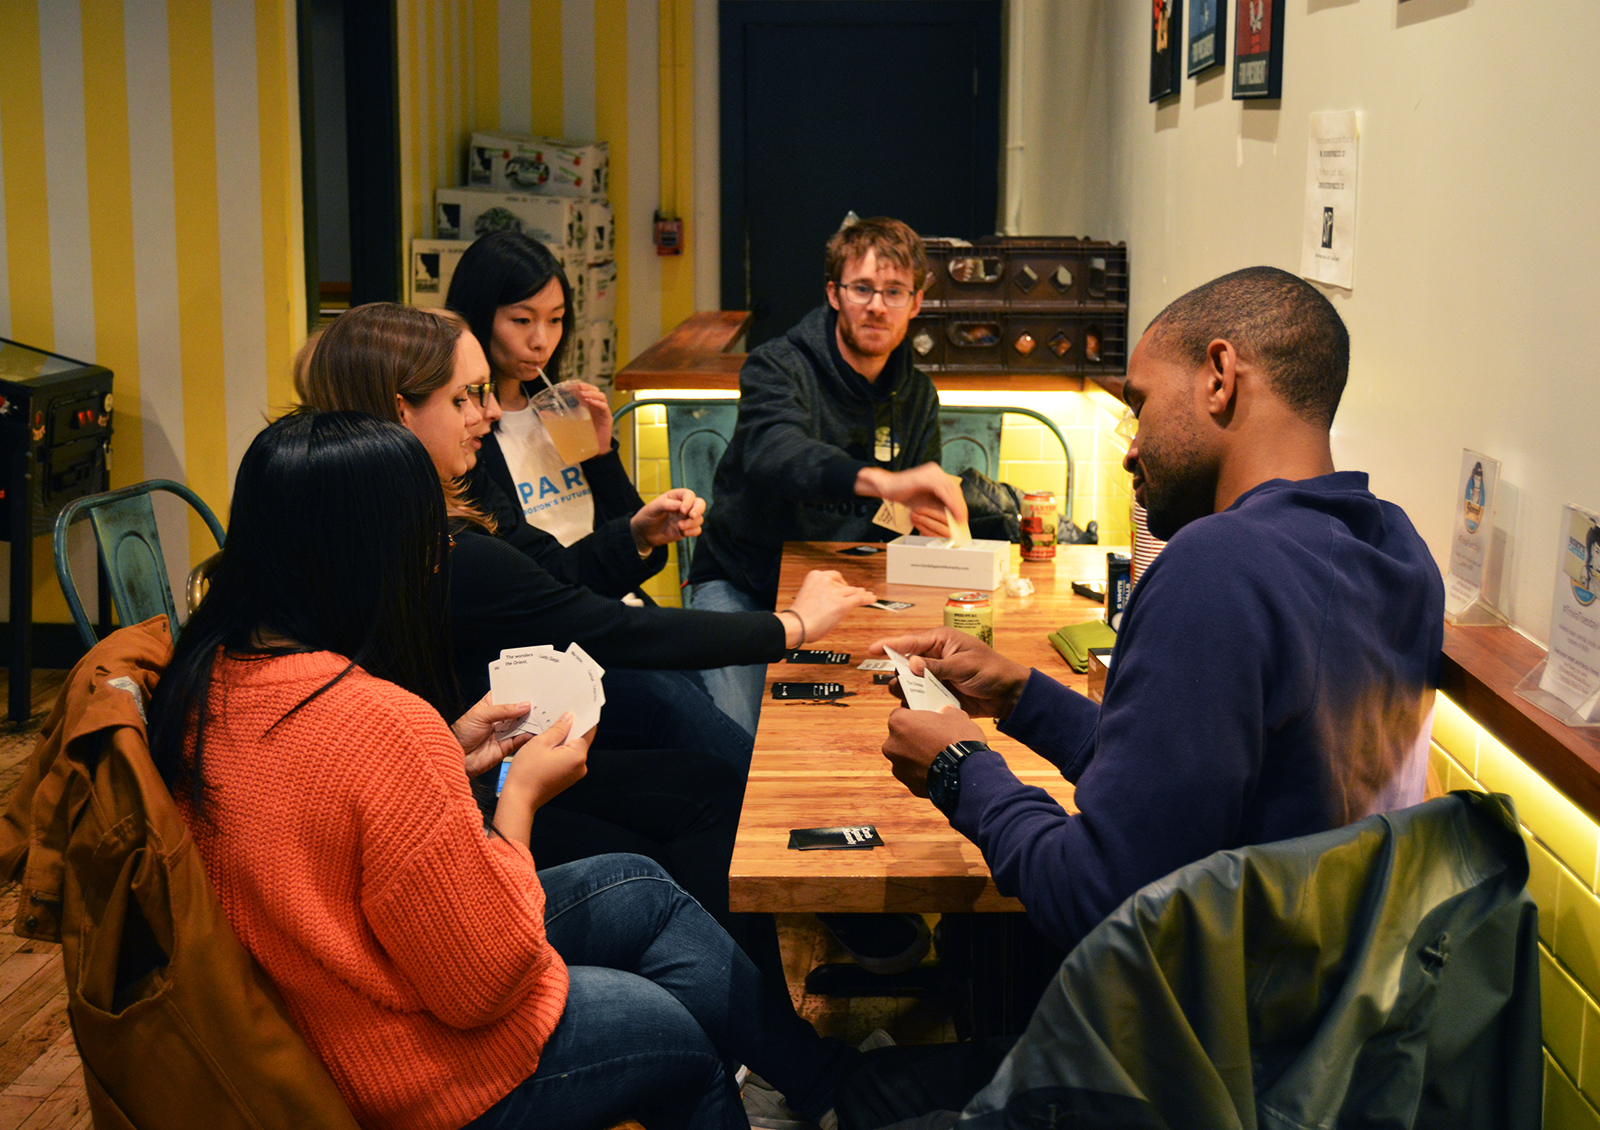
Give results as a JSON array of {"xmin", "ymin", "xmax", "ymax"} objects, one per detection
[{"xmin": 718, "ymin": 0, "xmax": 1002, "ymax": 314}]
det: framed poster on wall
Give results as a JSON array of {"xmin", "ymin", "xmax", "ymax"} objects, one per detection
[
  {"xmin": 1151, "ymin": 0, "xmax": 1182, "ymax": 102},
  {"xmin": 1188, "ymin": 0, "xmax": 1225, "ymax": 77},
  {"xmin": 1232, "ymin": 0, "xmax": 1283, "ymax": 99}
]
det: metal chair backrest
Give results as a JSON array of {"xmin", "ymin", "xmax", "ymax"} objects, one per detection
[
  {"xmin": 614, "ymin": 399, "xmax": 740, "ymax": 590},
  {"xmin": 938, "ymin": 406, "xmax": 1074, "ymax": 522},
  {"xmin": 53, "ymin": 479, "xmax": 226, "ymax": 648}
]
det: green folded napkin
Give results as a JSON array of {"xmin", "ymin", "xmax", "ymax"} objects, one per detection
[{"xmin": 1049, "ymin": 619, "xmax": 1118, "ymax": 673}]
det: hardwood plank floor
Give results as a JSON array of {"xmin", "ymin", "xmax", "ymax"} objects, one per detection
[{"xmin": 0, "ymin": 668, "xmax": 86, "ymax": 1129}]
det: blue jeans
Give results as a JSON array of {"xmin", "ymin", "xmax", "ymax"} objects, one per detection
[
  {"xmin": 465, "ymin": 854, "xmax": 859, "ymax": 1130},
  {"xmin": 687, "ymin": 578, "xmax": 770, "ymax": 739}
]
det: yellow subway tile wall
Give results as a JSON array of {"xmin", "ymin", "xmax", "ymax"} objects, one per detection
[
  {"xmin": 1429, "ymin": 692, "xmax": 1600, "ymax": 1125},
  {"xmin": 624, "ymin": 390, "xmax": 1135, "ymax": 608}
]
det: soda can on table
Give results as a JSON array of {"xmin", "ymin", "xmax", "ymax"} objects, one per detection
[
  {"xmin": 1020, "ymin": 490, "xmax": 1058, "ymax": 561},
  {"xmin": 1106, "ymin": 553, "xmax": 1132, "ymax": 632},
  {"xmin": 945, "ymin": 591, "xmax": 994, "ymax": 646}
]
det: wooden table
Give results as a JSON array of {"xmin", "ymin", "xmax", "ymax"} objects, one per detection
[{"xmin": 729, "ymin": 542, "xmax": 1123, "ymax": 914}]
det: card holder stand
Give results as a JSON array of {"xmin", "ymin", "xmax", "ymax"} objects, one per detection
[
  {"xmin": 1513, "ymin": 660, "xmax": 1600, "ymax": 728},
  {"xmin": 1444, "ymin": 597, "xmax": 1507, "ymax": 627}
]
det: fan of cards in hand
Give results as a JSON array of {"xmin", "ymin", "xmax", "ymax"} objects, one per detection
[
  {"xmin": 488, "ymin": 643, "xmax": 606, "ymax": 738},
  {"xmin": 488, "ymin": 643, "xmax": 606, "ymax": 797}
]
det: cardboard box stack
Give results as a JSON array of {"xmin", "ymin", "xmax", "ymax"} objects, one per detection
[{"xmin": 409, "ymin": 132, "xmax": 617, "ymax": 390}]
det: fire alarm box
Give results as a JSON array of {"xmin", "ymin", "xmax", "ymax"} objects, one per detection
[{"xmin": 654, "ymin": 213, "xmax": 684, "ymax": 256}]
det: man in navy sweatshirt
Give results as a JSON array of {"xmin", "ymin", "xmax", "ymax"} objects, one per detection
[
  {"xmin": 689, "ymin": 217, "xmax": 967, "ymax": 739},
  {"xmin": 875, "ymin": 266, "xmax": 1445, "ymax": 953}
]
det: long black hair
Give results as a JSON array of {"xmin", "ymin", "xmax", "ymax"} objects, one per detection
[
  {"xmin": 148, "ymin": 411, "xmax": 460, "ymax": 807},
  {"xmin": 445, "ymin": 230, "xmax": 575, "ymax": 383}
]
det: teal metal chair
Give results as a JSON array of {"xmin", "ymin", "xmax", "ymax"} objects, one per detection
[
  {"xmin": 612, "ymin": 400, "xmax": 1074, "ymax": 584},
  {"xmin": 614, "ymin": 398, "xmax": 739, "ymax": 592},
  {"xmin": 53, "ymin": 479, "xmax": 226, "ymax": 648},
  {"xmin": 940, "ymin": 407, "xmax": 1073, "ymax": 523}
]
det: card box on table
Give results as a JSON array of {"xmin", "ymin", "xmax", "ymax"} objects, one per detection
[{"xmin": 886, "ymin": 536, "xmax": 1008, "ymax": 591}]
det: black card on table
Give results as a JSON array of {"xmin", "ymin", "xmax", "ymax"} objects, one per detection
[{"xmin": 788, "ymin": 825, "xmax": 884, "ymax": 850}]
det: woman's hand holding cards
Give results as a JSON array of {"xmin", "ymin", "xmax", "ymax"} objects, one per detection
[
  {"xmin": 493, "ymin": 712, "xmax": 593, "ymax": 845},
  {"xmin": 453, "ymin": 693, "xmax": 535, "ymax": 777}
]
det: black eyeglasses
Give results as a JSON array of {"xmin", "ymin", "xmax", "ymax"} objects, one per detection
[
  {"xmin": 835, "ymin": 280, "xmax": 915, "ymax": 309},
  {"xmin": 464, "ymin": 382, "xmax": 498, "ymax": 407}
]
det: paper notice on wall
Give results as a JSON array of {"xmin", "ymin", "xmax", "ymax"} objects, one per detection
[
  {"xmin": 1444, "ymin": 450, "xmax": 1501, "ymax": 623},
  {"xmin": 1301, "ymin": 111, "xmax": 1360, "ymax": 290},
  {"xmin": 1533, "ymin": 505, "xmax": 1600, "ymax": 722}
]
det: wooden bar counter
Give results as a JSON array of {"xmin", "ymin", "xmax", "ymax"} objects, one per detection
[{"xmin": 729, "ymin": 542, "xmax": 1122, "ymax": 914}]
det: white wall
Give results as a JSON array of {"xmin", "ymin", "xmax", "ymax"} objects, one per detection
[{"xmin": 1009, "ymin": 0, "xmax": 1600, "ymax": 646}]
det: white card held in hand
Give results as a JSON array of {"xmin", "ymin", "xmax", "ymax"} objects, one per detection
[
  {"xmin": 488, "ymin": 643, "xmax": 606, "ymax": 737},
  {"xmin": 883, "ymin": 646, "xmax": 961, "ymax": 713},
  {"xmin": 882, "ymin": 646, "xmax": 924, "ymax": 709},
  {"xmin": 872, "ymin": 499, "xmax": 914, "ymax": 535},
  {"xmin": 919, "ymin": 666, "xmax": 961, "ymax": 711},
  {"xmin": 944, "ymin": 507, "xmax": 972, "ymax": 548}
]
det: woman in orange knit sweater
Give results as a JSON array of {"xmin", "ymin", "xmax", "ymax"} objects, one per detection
[{"xmin": 147, "ymin": 411, "xmax": 859, "ymax": 1130}]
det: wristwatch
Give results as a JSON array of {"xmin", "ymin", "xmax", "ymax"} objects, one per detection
[{"xmin": 926, "ymin": 740, "xmax": 989, "ymax": 817}]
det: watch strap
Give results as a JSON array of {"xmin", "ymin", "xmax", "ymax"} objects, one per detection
[{"xmin": 928, "ymin": 740, "xmax": 988, "ymax": 816}]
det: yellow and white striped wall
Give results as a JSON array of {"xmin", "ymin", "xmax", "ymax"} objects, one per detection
[
  {"xmin": 400, "ymin": 0, "xmax": 716, "ymax": 368},
  {"xmin": 0, "ymin": 0, "xmax": 301, "ymax": 623},
  {"xmin": 0, "ymin": 0, "xmax": 711, "ymax": 628},
  {"xmin": 2, "ymin": 0, "xmax": 1127, "ymax": 630}
]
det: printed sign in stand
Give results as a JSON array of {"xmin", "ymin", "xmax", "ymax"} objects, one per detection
[
  {"xmin": 1444, "ymin": 450, "xmax": 1505, "ymax": 626},
  {"xmin": 1515, "ymin": 504, "xmax": 1600, "ymax": 728}
]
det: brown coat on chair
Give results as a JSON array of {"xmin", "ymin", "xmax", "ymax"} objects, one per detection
[{"xmin": 0, "ymin": 618, "xmax": 358, "ymax": 1130}]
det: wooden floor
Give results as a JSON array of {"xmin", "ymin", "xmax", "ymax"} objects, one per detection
[
  {"xmin": 0, "ymin": 670, "xmax": 89, "ymax": 1130},
  {"xmin": 0, "ymin": 669, "xmax": 950, "ymax": 1129}
]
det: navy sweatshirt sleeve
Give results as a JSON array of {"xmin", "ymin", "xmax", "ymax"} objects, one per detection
[
  {"xmin": 947, "ymin": 475, "xmax": 1443, "ymax": 952},
  {"xmin": 950, "ymin": 544, "xmax": 1272, "ymax": 950}
]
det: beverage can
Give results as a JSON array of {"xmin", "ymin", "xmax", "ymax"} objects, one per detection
[
  {"xmin": 1020, "ymin": 490, "xmax": 1058, "ymax": 561},
  {"xmin": 944, "ymin": 591, "xmax": 994, "ymax": 646},
  {"xmin": 1106, "ymin": 553, "xmax": 1132, "ymax": 632}
]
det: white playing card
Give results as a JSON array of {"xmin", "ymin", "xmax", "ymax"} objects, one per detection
[
  {"xmin": 499, "ymin": 644, "xmax": 555, "ymax": 661},
  {"xmin": 944, "ymin": 507, "xmax": 973, "ymax": 548},
  {"xmin": 883, "ymin": 646, "xmax": 959, "ymax": 712},
  {"xmin": 857, "ymin": 659, "xmax": 895, "ymax": 671},
  {"xmin": 488, "ymin": 645, "xmax": 607, "ymax": 738},
  {"xmin": 882, "ymin": 646, "xmax": 926, "ymax": 710},
  {"xmin": 872, "ymin": 499, "xmax": 914, "ymax": 535},
  {"xmin": 920, "ymin": 668, "xmax": 961, "ymax": 711}
]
